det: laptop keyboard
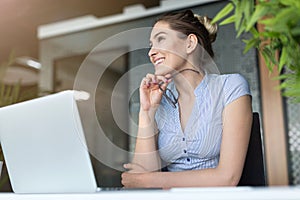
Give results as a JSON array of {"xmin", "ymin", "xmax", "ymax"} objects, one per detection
[
  {"xmin": 97, "ymin": 187, "xmax": 163, "ymax": 192},
  {"xmin": 97, "ymin": 187, "xmax": 124, "ymax": 192}
]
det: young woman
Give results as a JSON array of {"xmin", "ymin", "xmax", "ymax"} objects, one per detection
[{"xmin": 121, "ymin": 9, "xmax": 253, "ymax": 188}]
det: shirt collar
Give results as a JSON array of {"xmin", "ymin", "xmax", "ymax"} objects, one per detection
[
  {"xmin": 167, "ymin": 73, "xmax": 209, "ymax": 98},
  {"xmin": 194, "ymin": 73, "xmax": 208, "ymax": 97}
]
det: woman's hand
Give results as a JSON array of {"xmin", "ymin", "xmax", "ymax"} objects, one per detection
[
  {"xmin": 123, "ymin": 162, "xmax": 148, "ymax": 173},
  {"xmin": 121, "ymin": 163, "xmax": 164, "ymax": 188},
  {"xmin": 121, "ymin": 163, "xmax": 153, "ymax": 188},
  {"xmin": 140, "ymin": 73, "xmax": 171, "ymax": 111},
  {"xmin": 121, "ymin": 172, "xmax": 148, "ymax": 188}
]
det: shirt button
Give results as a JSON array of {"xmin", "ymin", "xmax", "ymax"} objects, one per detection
[
  {"xmin": 182, "ymin": 137, "xmax": 185, "ymax": 141},
  {"xmin": 187, "ymin": 158, "xmax": 191, "ymax": 162},
  {"xmin": 183, "ymin": 150, "xmax": 187, "ymax": 153}
]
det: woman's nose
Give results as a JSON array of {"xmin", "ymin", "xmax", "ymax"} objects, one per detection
[{"xmin": 148, "ymin": 46, "xmax": 157, "ymax": 58}]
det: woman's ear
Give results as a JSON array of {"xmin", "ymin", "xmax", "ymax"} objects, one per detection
[{"xmin": 186, "ymin": 34, "xmax": 198, "ymax": 54}]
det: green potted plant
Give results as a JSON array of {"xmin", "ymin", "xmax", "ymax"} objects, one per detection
[
  {"xmin": 212, "ymin": 0, "xmax": 300, "ymax": 102},
  {"xmin": 0, "ymin": 53, "xmax": 40, "ymax": 191},
  {"xmin": 0, "ymin": 53, "xmax": 20, "ymax": 190}
]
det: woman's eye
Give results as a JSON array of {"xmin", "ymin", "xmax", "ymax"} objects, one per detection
[{"xmin": 157, "ymin": 36, "xmax": 165, "ymax": 42}]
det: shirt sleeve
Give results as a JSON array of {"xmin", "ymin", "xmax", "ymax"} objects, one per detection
[{"xmin": 224, "ymin": 74, "xmax": 251, "ymax": 106}]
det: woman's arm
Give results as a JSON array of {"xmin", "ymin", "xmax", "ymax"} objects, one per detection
[
  {"xmin": 130, "ymin": 108, "xmax": 161, "ymax": 172},
  {"xmin": 122, "ymin": 95, "xmax": 252, "ymax": 188},
  {"xmin": 127, "ymin": 74, "xmax": 171, "ymax": 172}
]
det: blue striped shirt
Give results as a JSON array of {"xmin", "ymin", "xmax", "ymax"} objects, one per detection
[{"xmin": 155, "ymin": 73, "xmax": 251, "ymax": 172}]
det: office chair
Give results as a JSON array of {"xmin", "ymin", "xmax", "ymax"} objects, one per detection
[{"xmin": 238, "ymin": 112, "xmax": 266, "ymax": 186}]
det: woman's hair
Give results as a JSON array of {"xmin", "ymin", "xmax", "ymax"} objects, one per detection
[{"xmin": 155, "ymin": 10, "xmax": 218, "ymax": 58}]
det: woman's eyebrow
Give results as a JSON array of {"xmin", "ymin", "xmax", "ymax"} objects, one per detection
[{"xmin": 153, "ymin": 31, "xmax": 167, "ymax": 39}]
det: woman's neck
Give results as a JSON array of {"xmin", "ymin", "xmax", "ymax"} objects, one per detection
[{"xmin": 173, "ymin": 68, "xmax": 204, "ymax": 98}]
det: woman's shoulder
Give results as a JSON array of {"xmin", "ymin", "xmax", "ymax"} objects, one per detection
[
  {"xmin": 209, "ymin": 73, "xmax": 251, "ymax": 105},
  {"xmin": 205, "ymin": 73, "xmax": 250, "ymax": 100},
  {"xmin": 206, "ymin": 73, "xmax": 248, "ymax": 86}
]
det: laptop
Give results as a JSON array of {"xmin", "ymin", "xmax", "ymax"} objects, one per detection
[{"xmin": 0, "ymin": 90, "xmax": 100, "ymax": 193}]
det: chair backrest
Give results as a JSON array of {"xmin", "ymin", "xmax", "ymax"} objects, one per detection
[{"xmin": 238, "ymin": 112, "xmax": 266, "ymax": 186}]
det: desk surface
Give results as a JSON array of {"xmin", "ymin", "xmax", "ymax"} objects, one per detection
[{"xmin": 0, "ymin": 186, "xmax": 300, "ymax": 200}]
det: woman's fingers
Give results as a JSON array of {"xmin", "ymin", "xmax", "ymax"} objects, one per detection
[
  {"xmin": 141, "ymin": 73, "xmax": 171, "ymax": 89},
  {"xmin": 121, "ymin": 172, "xmax": 144, "ymax": 188},
  {"xmin": 158, "ymin": 78, "xmax": 172, "ymax": 91},
  {"xmin": 123, "ymin": 163, "xmax": 147, "ymax": 173},
  {"xmin": 147, "ymin": 73, "xmax": 170, "ymax": 84},
  {"xmin": 139, "ymin": 73, "xmax": 172, "ymax": 111},
  {"xmin": 123, "ymin": 163, "xmax": 134, "ymax": 170}
]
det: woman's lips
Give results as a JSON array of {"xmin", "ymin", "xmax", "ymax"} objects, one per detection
[{"xmin": 154, "ymin": 57, "xmax": 165, "ymax": 66}]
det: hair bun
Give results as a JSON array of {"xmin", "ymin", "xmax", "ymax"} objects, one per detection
[{"xmin": 194, "ymin": 14, "xmax": 218, "ymax": 43}]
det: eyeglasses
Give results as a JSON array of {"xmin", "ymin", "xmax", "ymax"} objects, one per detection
[
  {"xmin": 158, "ymin": 82, "xmax": 178, "ymax": 108},
  {"xmin": 157, "ymin": 68, "xmax": 200, "ymax": 109}
]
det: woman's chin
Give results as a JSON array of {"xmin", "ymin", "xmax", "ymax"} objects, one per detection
[
  {"xmin": 154, "ymin": 68, "xmax": 171, "ymax": 76},
  {"xmin": 155, "ymin": 72, "xmax": 167, "ymax": 76}
]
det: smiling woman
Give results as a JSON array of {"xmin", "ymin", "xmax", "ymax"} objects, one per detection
[{"xmin": 121, "ymin": 9, "xmax": 253, "ymax": 188}]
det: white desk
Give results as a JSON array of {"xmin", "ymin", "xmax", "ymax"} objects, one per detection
[{"xmin": 0, "ymin": 186, "xmax": 299, "ymax": 200}]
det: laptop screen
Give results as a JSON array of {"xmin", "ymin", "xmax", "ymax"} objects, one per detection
[{"xmin": 0, "ymin": 90, "xmax": 98, "ymax": 193}]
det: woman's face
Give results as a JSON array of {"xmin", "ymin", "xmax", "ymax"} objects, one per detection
[{"xmin": 148, "ymin": 21, "xmax": 188, "ymax": 76}]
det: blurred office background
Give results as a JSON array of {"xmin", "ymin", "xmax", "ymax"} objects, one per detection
[{"xmin": 0, "ymin": 0, "xmax": 299, "ymax": 190}]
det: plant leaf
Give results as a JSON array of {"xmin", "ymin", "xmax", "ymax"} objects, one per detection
[
  {"xmin": 274, "ymin": 73, "xmax": 289, "ymax": 80},
  {"xmin": 261, "ymin": 47, "xmax": 277, "ymax": 72},
  {"xmin": 211, "ymin": 2, "xmax": 234, "ymax": 24},
  {"xmin": 291, "ymin": 27, "xmax": 300, "ymax": 36},
  {"xmin": 234, "ymin": 0, "xmax": 242, "ymax": 30},
  {"xmin": 243, "ymin": 37, "xmax": 260, "ymax": 53},
  {"xmin": 279, "ymin": 46, "xmax": 288, "ymax": 73},
  {"xmin": 220, "ymin": 15, "xmax": 235, "ymax": 25},
  {"xmin": 279, "ymin": 0, "xmax": 300, "ymax": 9},
  {"xmin": 236, "ymin": 23, "xmax": 246, "ymax": 37},
  {"xmin": 246, "ymin": 4, "xmax": 269, "ymax": 31},
  {"xmin": 249, "ymin": 27, "xmax": 259, "ymax": 38}
]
